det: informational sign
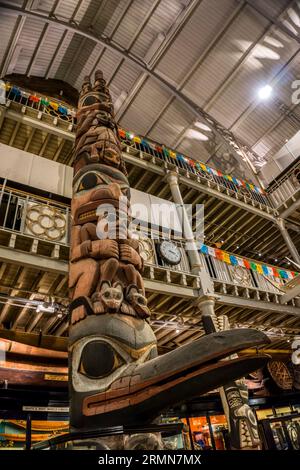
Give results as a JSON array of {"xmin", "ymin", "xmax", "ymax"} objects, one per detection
[{"xmin": 22, "ymin": 406, "xmax": 69, "ymax": 413}]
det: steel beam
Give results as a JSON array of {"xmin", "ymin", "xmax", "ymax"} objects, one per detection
[
  {"xmin": 3, "ymin": 108, "xmax": 74, "ymax": 140},
  {"xmin": 178, "ymin": 173, "xmax": 277, "ymax": 221},
  {"xmin": 280, "ymin": 197, "xmax": 300, "ymax": 220},
  {"xmin": 217, "ymin": 293, "xmax": 300, "ymax": 317},
  {"xmin": 0, "ymin": 246, "xmax": 68, "ymax": 274},
  {"xmin": 144, "ymin": 279, "xmax": 197, "ymax": 298}
]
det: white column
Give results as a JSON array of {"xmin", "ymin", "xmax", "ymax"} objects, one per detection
[
  {"xmin": 277, "ymin": 218, "xmax": 300, "ymax": 265},
  {"xmin": 166, "ymin": 171, "xmax": 214, "ymax": 294}
]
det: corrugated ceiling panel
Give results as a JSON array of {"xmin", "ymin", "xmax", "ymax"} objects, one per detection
[
  {"xmin": 130, "ymin": 0, "xmax": 183, "ymax": 58},
  {"xmin": 256, "ymin": 118, "xmax": 297, "ymax": 160},
  {"xmin": 155, "ymin": 0, "xmax": 238, "ymax": 87},
  {"xmin": 112, "ymin": 0, "xmax": 154, "ymax": 49},
  {"xmin": 97, "ymin": 48, "xmax": 123, "ymax": 83},
  {"xmin": 54, "ymin": 0, "xmax": 78, "ymax": 20},
  {"xmin": 183, "ymin": 5, "xmax": 268, "ymax": 107},
  {"xmin": 93, "ymin": 0, "xmax": 127, "ymax": 37},
  {"xmin": 120, "ymin": 77, "xmax": 171, "ymax": 135},
  {"xmin": 234, "ymin": 103, "xmax": 283, "ymax": 146},
  {"xmin": 233, "ymin": 51, "xmax": 300, "ymax": 151},
  {"xmin": 208, "ymin": 24, "xmax": 299, "ymax": 128},
  {"xmin": 109, "ymin": 61, "xmax": 140, "ymax": 100},
  {"xmin": 34, "ymin": 0, "xmax": 55, "ymax": 14},
  {"xmin": 59, "ymin": 140, "xmax": 73, "ymax": 165},
  {"xmin": 250, "ymin": 0, "xmax": 291, "ymax": 16},
  {"xmin": 0, "ymin": 14, "xmax": 17, "ymax": 69},
  {"xmin": 177, "ymin": 137, "xmax": 211, "ymax": 163},
  {"xmin": 66, "ymin": 38, "xmax": 98, "ymax": 87},
  {"xmin": 73, "ymin": 0, "xmax": 101, "ymax": 27},
  {"xmin": 148, "ymin": 98, "xmax": 194, "ymax": 147},
  {"xmin": 50, "ymin": 32, "xmax": 81, "ymax": 80},
  {"xmin": 29, "ymin": 24, "xmax": 65, "ymax": 77},
  {"xmin": 72, "ymin": 43, "xmax": 104, "ymax": 89},
  {"xmin": 47, "ymin": 30, "xmax": 75, "ymax": 78},
  {"xmin": 6, "ymin": 0, "xmax": 23, "ymax": 5},
  {"xmin": 13, "ymin": 17, "xmax": 45, "ymax": 75}
]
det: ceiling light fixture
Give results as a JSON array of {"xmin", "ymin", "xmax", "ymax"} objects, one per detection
[{"xmin": 258, "ymin": 84, "xmax": 272, "ymax": 100}]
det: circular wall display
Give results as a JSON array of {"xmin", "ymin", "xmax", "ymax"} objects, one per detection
[{"xmin": 159, "ymin": 240, "xmax": 181, "ymax": 265}]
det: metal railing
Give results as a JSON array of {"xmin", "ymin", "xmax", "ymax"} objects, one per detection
[
  {"xmin": 121, "ymin": 139, "xmax": 272, "ymax": 209},
  {"xmin": 267, "ymin": 162, "xmax": 299, "ymax": 208},
  {"xmin": 0, "ymin": 185, "xmax": 293, "ymax": 300},
  {"xmin": 5, "ymin": 85, "xmax": 75, "ymax": 125},
  {"xmin": 0, "ymin": 184, "xmax": 70, "ymax": 246},
  {"xmin": 2, "ymin": 82, "xmax": 272, "ymax": 210}
]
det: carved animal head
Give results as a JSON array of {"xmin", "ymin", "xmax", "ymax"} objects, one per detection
[
  {"xmin": 100, "ymin": 282, "xmax": 124, "ymax": 312},
  {"xmin": 126, "ymin": 286, "xmax": 150, "ymax": 319}
]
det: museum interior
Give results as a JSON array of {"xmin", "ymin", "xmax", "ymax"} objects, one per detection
[{"xmin": 0, "ymin": 0, "xmax": 300, "ymax": 451}]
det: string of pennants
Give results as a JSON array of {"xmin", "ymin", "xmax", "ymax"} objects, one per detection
[
  {"xmin": 2, "ymin": 82, "xmax": 76, "ymax": 118},
  {"xmin": 199, "ymin": 243, "xmax": 298, "ymax": 280},
  {"xmin": 1, "ymin": 82, "xmax": 265, "ymax": 196},
  {"xmin": 118, "ymin": 128, "xmax": 266, "ymax": 196}
]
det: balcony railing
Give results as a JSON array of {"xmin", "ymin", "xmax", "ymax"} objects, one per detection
[
  {"xmin": 122, "ymin": 140, "xmax": 273, "ymax": 210},
  {"xmin": 2, "ymin": 82, "xmax": 273, "ymax": 210},
  {"xmin": 0, "ymin": 186, "xmax": 296, "ymax": 302},
  {"xmin": 267, "ymin": 161, "xmax": 299, "ymax": 208},
  {"xmin": 4, "ymin": 83, "xmax": 76, "ymax": 125},
  {"xmin": 0, "ymin": 185, "xmax": 70, "ymax": 246}
]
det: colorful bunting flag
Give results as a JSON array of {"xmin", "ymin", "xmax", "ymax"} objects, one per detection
[
  {"xmin": 198, "ymin": 244, "xmax": 296, "ymax": 281},
  {"xmin": 2, "ymin": 83, "xmax": 268, "ymax": 196}
]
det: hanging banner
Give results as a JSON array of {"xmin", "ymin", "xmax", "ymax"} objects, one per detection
[
  {"xmin": 3, "ymin": 82, "xmax": 266, "ymax": 196},
  {"xmin": 117, "ymin": 127, "xmax": 266, "ymax": 195},
  {"xmin": 198, "ymin": 243, "xmax": 297, "ymax": 280}
]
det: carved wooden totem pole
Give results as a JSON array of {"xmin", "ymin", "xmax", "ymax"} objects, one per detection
[
  {"xmin": 68, "ymin": 71, "xmax": 270, "ymax": 449},
  {"xmin": 202, "ymin": 313, "xmax": 261, "ymax": 449}
]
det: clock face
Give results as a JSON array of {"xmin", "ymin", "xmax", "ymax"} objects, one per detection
[{"xmin": 159, "ymin": 240, "xmax": 181, "ymax": 266}]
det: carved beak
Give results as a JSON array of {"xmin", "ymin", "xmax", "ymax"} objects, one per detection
[{"xmin": 81, "ymin": 328, "xmax": 270, "ymax": 427}]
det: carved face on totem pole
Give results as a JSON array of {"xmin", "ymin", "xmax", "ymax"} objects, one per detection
[{"xmin": 68, "ymin": 71, "xmax": 270, "ymax": 434}]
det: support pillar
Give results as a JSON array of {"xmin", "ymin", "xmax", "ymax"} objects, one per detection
[
  {"xmin": 0, "ymin": 107, "xmax": 6, "ymax": 131},
  {"xmin": 277, "ymin": 218, "xmax": 300, "ymax": 265},
  {"xmin": 166, "ymin": 170, "xmax": 214, "ymax": 294},
  {"xmin": 197, "ymin": 295, "xmax": 261, "ymax": 450}
]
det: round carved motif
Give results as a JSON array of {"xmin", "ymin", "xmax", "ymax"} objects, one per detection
[
  {"xmin": 26, "ymin": 204, "xmax": 66, "ymax": 241},
  {"xmin": 138, "ymin": 238, "xmax": 155, "ymax": 263},
  {"xmin": 231, "ymin": 265, "xmax": 251, "ymax": 286}
]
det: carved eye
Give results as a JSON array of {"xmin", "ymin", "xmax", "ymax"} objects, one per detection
[
  {"xmin": 82, "ymin": 95, "xmax": 99, "ymax": 107},
  {"xmin": 79, "ymin": 341, "xmax": 123, "ymax": 379},
  {"xmin": 77, "ymin": 172, "xmax": 98, "ymax": 192},
  {"xmin": 103, "ymin": 291, "xmax": 111, "ymax": 298}
]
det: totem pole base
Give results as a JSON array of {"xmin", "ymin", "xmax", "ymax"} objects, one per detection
[{"xmin": 32, "ymin": 423, "xmax": 182, "ymax": 450}]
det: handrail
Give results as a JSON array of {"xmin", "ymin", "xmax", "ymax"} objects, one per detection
[{"xmin": 2, "ymin": 82, "xmax": 272, "ymax": 209}]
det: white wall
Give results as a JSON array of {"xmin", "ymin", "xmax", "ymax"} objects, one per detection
[
  {"xmin": 0, "ymin": 143, "xmax": 73, "ymax": 198},
  {"xmin": 0, "ymin": 144, "xmax": 181, "ymax": 232}
]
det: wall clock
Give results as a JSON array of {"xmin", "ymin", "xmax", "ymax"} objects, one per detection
[{"xmin": 159, "ymin": 240, "xmax": 181, "ymax": 266}]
